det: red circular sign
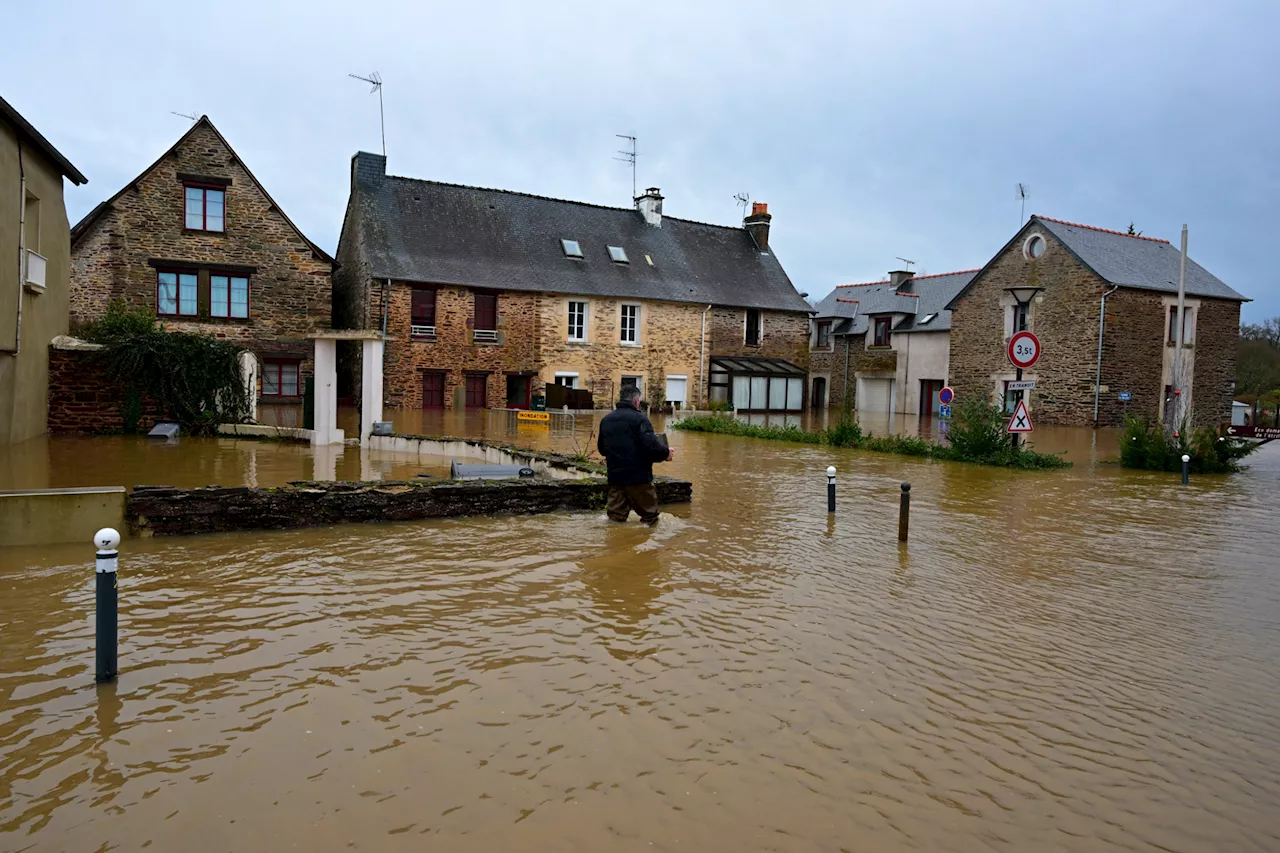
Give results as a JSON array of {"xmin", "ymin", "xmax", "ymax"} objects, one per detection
[
  {"xmin": 1007, "ymin": 331, "xmax": 1041, "ymax": 369},
  {"xmin": 938, "ymin": 386, "xmax": 954, "ymax": 405}
]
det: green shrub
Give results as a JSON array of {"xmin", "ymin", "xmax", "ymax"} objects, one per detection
[
  {"xmin": 1121, "ymin": 416, "xmax": 1258, "ymax": 473},
  {"xmin": 946, "ymin": 398, "xmax": 1009, "ymax": 460},
  {"xmin": 671, "ymin": 413, "xmax": 1069, "ymax": 469},
  {"xmin": 82, "ymin": 300, "xmax": 252, "ymax": 435}
]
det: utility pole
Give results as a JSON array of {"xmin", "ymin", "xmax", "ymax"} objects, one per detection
[{"xmin": 1172, "ymin": 224, "xmax": 1188, "ymax": 433}]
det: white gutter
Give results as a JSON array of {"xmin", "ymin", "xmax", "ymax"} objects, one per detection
[
  {"xmin": 1092, "ymin": 284, "xmax": 1119, "ymax": 424},
  {"xmin": 698, "ymin": 304, "xmax": 711, "ymax": 407}
]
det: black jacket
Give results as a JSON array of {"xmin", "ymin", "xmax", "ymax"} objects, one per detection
[{"xmin": 597, "ymin": 403, "xmax": 668, "ymax": 486}]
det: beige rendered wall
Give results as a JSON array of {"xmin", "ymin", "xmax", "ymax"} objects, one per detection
[
  {"xmin": 0, "ymin": 120, "xmax": 73, "ymax": 444},
  {"xmin": 894, "ymin": 331, "xmax": 950, "ymax": 416},
  {"xmin": 0, "ymin": 487, "xmax": 126, "ymax": 547}
]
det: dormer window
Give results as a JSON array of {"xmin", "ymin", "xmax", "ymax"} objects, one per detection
[
  {"xmin": 185, "ymin": 185, "xmax": 225, "ymax": 232},
  {"xmin": 561, "ymin": 239, "xmax": 583, "ymax": 258},
  {"xmin": 873, "ymin": 317, "xmax": 891, "ymax": 347},
  {"xmin": 919, "ymin": 313, "xmax": 936, "ymax": 325},
  {"xmin": 608, "ymin": 246, "xmax": 629, "ymax": 264}
]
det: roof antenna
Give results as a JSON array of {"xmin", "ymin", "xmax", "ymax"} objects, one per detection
[
  {"xmin": 614, "ymin": 134, "xmax": 637, "ymax": 200},
  {"xmin": 349, "ymin": 72, "xmax": 385, "ymax": 158},
  {"xmin": 734, "ymin": 192, "xmax": 750, "ymax": 219},
  {"xmin": 896, "ymin": 257, "xmax": 916, "ymax": 271},
  {"xmin": 170, "ymin": 111, "xmax": 198, "ymax": 123},
  {"xmin": 1016, "ymin": 183, "xmax": 1029, "ymax": 227}
]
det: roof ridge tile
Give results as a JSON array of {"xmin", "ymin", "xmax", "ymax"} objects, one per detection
[
  {"xmin": 1034, "ymin": 215, "xmax": 1171, "ymax": 244},
  {"xmin": 835, "ymin": 268, "xmax": 977, "ymax": 289}
]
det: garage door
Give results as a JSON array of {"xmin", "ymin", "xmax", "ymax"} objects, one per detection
[{"xmin": 859, "ymin": 378, "xmax": 893, "ymax": 413}]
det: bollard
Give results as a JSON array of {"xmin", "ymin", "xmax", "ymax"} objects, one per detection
[
  {"xmin": 1181, "ymin": 454, "xmax": 1190, "ymax": 486},
  {"xmin": 826, "ymin": 466, "xmax": 836, "ymax": 514},
  {"xmin": 898, "ymin": 482, "xmax": 911, "ymax": 542},
  {"xmin": 94, "ymin": 528, "xmax": 120, "ymax": 683}
]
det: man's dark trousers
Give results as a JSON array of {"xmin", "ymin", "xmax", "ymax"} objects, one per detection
[{"xmin": 606, "ymin": 482, "xmax": 660, "ymax": 524}]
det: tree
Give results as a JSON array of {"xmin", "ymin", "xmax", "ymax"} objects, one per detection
[
  {"xmin": 1127, "ymin": 222, "xmax": 1143, "ymax": 236},
  {"xmin": 1236, "ymin": 338, "xmax": 1280, "ymax": 422},
  {"xmin": 1241, "ymin": 316, "xmax": 1280, "ymax": 349}
]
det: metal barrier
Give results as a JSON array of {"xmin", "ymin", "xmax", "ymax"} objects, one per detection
[{"xmin": 487, "ymin": 408, "xmax": 577, "ymax": 434}]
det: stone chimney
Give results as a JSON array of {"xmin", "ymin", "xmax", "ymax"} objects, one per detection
[
  {"xmin": 889, "ymin": 269, "xmax": 914, "ymax": 288},
  {"xmin": 352, "ymin": 151, "xmax": 386, "ymax": 189},
  {"xmin": 636, "ymin": 187, "xmax": 664, "ymax": 227},
  {"xmin": 744, "ymin": 202, "xmax": 772, "ymax": 251}
]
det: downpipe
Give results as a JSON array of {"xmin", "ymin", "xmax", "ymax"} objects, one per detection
[
  {"xmin": 698, "ymin": 304, "xmax": 710, "ymax": 407},
  {"xmin": 4, "ymin": 143, "xmax": 26, "ymax": 356},
  {"xmin": 1093, "ymin": 284, "xmax": 1119, "ymax": 424}
]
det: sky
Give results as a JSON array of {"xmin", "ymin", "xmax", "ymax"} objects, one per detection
[{"xmin": 5, "ymin": 0, "xmax": 1278, "ymax": 320}]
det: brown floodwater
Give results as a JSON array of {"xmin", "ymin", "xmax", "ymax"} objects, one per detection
[{"xmin": 2, "ymin": 411, "xmax": 1279, "ymax": 852}]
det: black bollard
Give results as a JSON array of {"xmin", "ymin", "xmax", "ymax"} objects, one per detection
[
  {"xmin": 1181, "ymin": 454, "xmax": 1190, "ymax": 485},
  {"xmin": 898, "ymin": 482, "xmax": 911, "ymax": 542},
  {"xmin": 94, "ymin": 528, "xmax": 120, "ymax": 683},
  {"xmin": 827, "ymin": 466, "xmax": 836, "ymax": 514}
]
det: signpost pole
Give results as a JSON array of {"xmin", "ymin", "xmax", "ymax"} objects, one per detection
[{"xmin": 1011, "ymin": 366, "xmax": 1023, "ymax": 450}]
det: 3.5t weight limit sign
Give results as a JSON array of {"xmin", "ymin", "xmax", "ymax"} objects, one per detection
[{"xmin": 1007, "ymin": 331, "xmax": 1041, "ymax": 370}]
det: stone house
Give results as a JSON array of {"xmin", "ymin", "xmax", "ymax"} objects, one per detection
[
  {"xmin": 808, "ymin": 269, "xmax": 975, "ymax": 420},
  {"xmin": 946, "ymin": 216, "xmax": 1247, "ymax": 428},
  {"xmin": 0, "ymin": 95, "xmax": 87, "ymax": 444},
  {"xmin": 68, "ymin": 117, "xmax": 335, "ymax": 413},
  {"xmin": 333, "ymin": 152, "xmax": 810, "ymax": 412}
]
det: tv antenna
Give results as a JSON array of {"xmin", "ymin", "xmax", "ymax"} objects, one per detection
[
  {"xmin": 734, "ymin": 192, "xmax": 750, "ymax": 218},
  {"xmin": 1016, "ymin": 183, "xmax": 1029, "ymax": 226},
  {"xmin": 170, "ymin": 111, "xmax": 198, "ymax": 123},
  {"xmin": 349, "ymin": 72, "xmax": 385, "ymax": 157},
  {"xmin": 896, "ymin": 257, "xmax": 916, "ymax": 271},
  {"xmin": 614, "ymin": 134, "xmax": 637, "ymax": 199}
]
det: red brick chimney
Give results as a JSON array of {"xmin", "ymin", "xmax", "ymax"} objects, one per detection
[{"xmin": 744, "ymin": 202, "xmax": 772, "ymax": 252}]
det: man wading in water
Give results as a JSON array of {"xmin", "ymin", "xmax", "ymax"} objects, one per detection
[{"xmin": 597, "ymin": 385, "xmax": 674, "ymax": 524}]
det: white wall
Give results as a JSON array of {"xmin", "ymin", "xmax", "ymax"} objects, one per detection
[{"xmin": 894, "ymin": 331, "xmax": 950, "ymax": 416}]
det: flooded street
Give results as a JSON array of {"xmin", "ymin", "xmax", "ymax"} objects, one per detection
[{"xmin": 2, "ymin": 413, "xmax": 1279, "ymax": 851}]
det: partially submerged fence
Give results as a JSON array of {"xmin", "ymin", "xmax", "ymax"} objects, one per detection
[{"xmin": 487, "ymin": 408, "xmax": 577, "ymax": 435}]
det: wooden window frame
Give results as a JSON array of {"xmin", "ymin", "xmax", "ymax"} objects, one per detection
[
  {"xmin": 474, "ymin": 291, "xmax": 498, "ymax": 331},
  {"xmin": 1168, "ymin": 305, "xmax": 1194, "ymax": 345},
  {"xmin": 411, "ymin": 286, "xmax": 437, "ymax": 339},
  {"xmin": 210, "ymin": 274, "xmax": 250, "ymax": 319},
  {"xmin": 261, "ymin": 359, "xmax": 301, "ymax": 399},
  {"xmin": 156, "ymin": 268, "xmax": 199, "ymax": 317},
  {"xmin": 745, "ymin": 309, "xmax": 762, "ymax": 346},
  {"xmin": 873, "ymin": 316, "xmax": 891, "ymax": 347},
  {"xmin": 184, "ymin": 183, "xmax": 226, "ymax": 232},
  {"xmin": 815, "ymin": 321, "xmax": 831, "ymax": 349}
]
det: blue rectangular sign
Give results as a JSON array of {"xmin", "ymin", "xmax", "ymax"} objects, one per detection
[
  {"xmin": 939, "ymin": 404, "xmax": 952, "ymax": 419},
  {"xmin": 1118, "ymin": 392, "xmax": 1132, "ymax": 402}
]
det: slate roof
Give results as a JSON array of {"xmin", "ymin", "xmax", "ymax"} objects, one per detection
[
  {"xmin": 348, "ymin": 156, "xmax": 809, "ymax": 312},
  {"xmin": 812, "ymin": 270, "xmax": 977, "ymax": 334},
  {"xmin": 0, "ymin": 94, "xmax": 86, "ymax": 185},
  {"xmin": 1033, "ymin": 216, "xmax": 1246, "ymax": 301}
]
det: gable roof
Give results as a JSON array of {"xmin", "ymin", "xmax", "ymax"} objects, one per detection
[
  {"xmin": 946, "ymin": 215, "xmax": 1246, "ymax": 310},
  {"xmin": 0, "ymin": 94, "xmax": 87, "ymax": 185},
  {"xmin": 812, "ymin": 269, "xmax": 978, "ymax": 334},
  {"xmin": 70, "ymin": 116, "xmax": 333, "ymax": 265},
  {"xmin": 346, "ymin": 154, "xmax": 808, "ymax": 312}
]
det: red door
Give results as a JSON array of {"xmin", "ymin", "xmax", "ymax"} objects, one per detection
[
  {"xmin": 465, "ymin": 375, "xmax": 487, "ymax": 409},
  {"xmin": 422, "ymin": 373, "xmax": 444, "ymax": 408}
]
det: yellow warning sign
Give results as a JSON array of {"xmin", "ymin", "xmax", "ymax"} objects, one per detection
[{"xmin": 517, "ymin": 411, "xmax": 551, "ymax": 423}]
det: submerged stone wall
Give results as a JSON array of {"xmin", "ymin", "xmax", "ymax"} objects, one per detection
[{"xmin": 128, "ymin": 477, "xmax": 693, "ymax": 537}]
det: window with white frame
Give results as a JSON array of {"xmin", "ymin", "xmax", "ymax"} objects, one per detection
[
  {"xmin": 554, "ymin": 372, "xmax": 579, "ymax": 388},
  {"xmin": 620, "ymin": 304, "xmax": 640, "ymax": 345},
  {"xmin": 567, "ymin": 300, "xmax": 587, "ymax": 341}
]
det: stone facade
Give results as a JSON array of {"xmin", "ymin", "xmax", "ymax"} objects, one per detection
[
  {"xmin": 948, "ymin": 223, "xmax": 1240, "ymax": 428},
  {"xmin": 46, "ymin": 347, "xmax": 163, "ymax": 434},
  {"xmin": 809, "ymin": 336, "xmax": 898, "ymax": 412},
  {"xmin": 708, "ymin": 307, "xmax": 810, "ymax": 366},
  {"xmin": 68, "ymin": 119, "xmax": 334, "ymax": 405}
]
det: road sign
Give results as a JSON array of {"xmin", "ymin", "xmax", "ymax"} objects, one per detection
[
  {"xmin": 939, "ymin": 404, "xmax": 952, "ymax": 419},
  {"xmin": 1006, "ymin": 399, "xmax": 1033, "ymax": 433},
  {"xmin": 938, "ymin": 386, "xmax": 954, "ymax": 405},
  {"xmin": 1226, "ymin": 425, "xmax": 1280, "ymax": 440},
  {"xmin": 1005, "ymin": 380, "xmax": 1037, "ymax": 391},
  {"xmin": 1007, "ymin": 331, "xmax": 1041, "ymax": 370},
  {"xmin": 517, "ymin": 411, "xmax": 550, "ymax": 423},
  {"xmin": 1118, "ymin": 391, "xmax": 1132, "ymax": 402}
]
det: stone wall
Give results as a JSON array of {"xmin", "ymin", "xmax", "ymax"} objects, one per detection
[
  {"xmin": 948, "ymin": 225, "xmax": 1117, "ymax": 426},
  {"xmin": 808, "ymin": 336, "xmax": 897, "ymax": 412},
  {"xmin": 1187, "ymin": 296, "xmax": 1240, "ymax": 429},
  {"xmin": 381, "ymin": 283, "xmax": 541, "ymax": 408},
  {"xmin": 536, "ymin": 294, "xmax": 706, "ymax": 407},
  {"xmin": 707, "ymin": 307, "xmax": 811, "ymax": 368},
  {"xmin": 128, "ymin": 477, "xmax": 693, "ymax": 537},
  {"xmin": 46, "ymin": 347, "xmax": 164, "ymax": 434},
  {"xmin": 68, "ymin": 120, "xmax": 334, "ymax": 400}
]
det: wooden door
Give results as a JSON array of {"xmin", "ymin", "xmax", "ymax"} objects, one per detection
[
  {"xmin": 465, "ymin": 375, "xmax": 487, "ymax": 408},
  {"xmin": 422, "ymin": 373, "xmax": 444, "ymax": 408}
]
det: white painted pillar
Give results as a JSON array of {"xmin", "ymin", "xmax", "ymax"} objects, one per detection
[
  {"xmin": 312, "ymin": 338, "xmax": 343, "ymax": 446},
  {"xmin": 360, "ymin": 338, "xmax": 385, "ymax": 445},
  {"xmin": 311, "ymin": 444, "xmax": 338, "ymax": 481}
]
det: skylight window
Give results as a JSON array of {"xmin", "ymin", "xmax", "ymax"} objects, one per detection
[
  {"xmin": 920, "ymin": 313, "xmax": 937, "ymax": 325},
  {"xmin": 608, "ymin": 246, "xmax": 629, "ymax": 264},
  {"xmin": 561, "ymin": 239, "xmax": 583, "ymax": 258}
]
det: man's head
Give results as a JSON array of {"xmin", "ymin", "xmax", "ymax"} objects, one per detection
[{"xmin": 619, "ymin": 385, "xmax": 642, "ymax": 409}]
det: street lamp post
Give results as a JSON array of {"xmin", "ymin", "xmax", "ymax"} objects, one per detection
[{"xmin": 1004, "ymin": 286, "xmax": 1042, "ymax": 450}]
